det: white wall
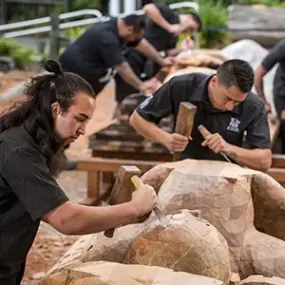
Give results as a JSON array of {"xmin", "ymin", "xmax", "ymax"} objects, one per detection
[{"xmin": 109, "ymin": 0, "xmax": 137, "ymax": 16}]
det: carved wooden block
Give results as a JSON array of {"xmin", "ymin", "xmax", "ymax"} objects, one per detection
[
  {"xmin": 141, "ymin": 159, "xmax": 285, "ymax": 279},
  {"xmin": 240, "ymin": 275, "xmax": 285, "ymax": 285},
  {"xmin": 42, "ymin": 159, "xmax": 285, "ymax": 284},
  {"xmin": 40, "ymin": 261, "xmax": 225, "ymax": 285},
  {"xmin": 124, "ymin": 210, "xmax": 231, "ymax": 284}
]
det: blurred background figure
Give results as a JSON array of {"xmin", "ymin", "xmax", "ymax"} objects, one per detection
[{"xmin": 115, "ymin": 1, "xmax": 202, "ymax": 103}]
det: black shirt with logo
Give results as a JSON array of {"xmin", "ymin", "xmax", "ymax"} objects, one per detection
[
  {"xmin": 136, "ymin": 73, "xmax": 271, "ymax": 161},
  {"xmin": 0, "ymin": 124, "xmax": 68, "ymax": 285}
]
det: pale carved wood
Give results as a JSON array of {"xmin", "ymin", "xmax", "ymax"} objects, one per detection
[
  {"xmin": 41, "ymin": 159, "xmax": 285, "ymax": 284},
  {"xmin": 40, "ymin": 261, "xmax": 225, "ymax": 285}
]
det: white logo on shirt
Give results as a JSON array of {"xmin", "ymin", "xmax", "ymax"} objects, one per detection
[
  {"xmin": 99, "ymin": 68, "xmax": 117, "ymax": 83},
  {"xmin": 140, "ymin": 95, "xmax": 153, "ymax": 109},
  {"xmin": 226, "ymin": 118, "xmax": 241, "ymax": 132}
]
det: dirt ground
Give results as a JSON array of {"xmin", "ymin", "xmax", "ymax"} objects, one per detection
[{"xmin": 0, "ymin": 71, "xmax": 117, "ymax": 284}]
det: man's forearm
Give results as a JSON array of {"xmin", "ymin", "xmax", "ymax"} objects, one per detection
[
  {"xmin": 115, "ymin": 62, "xmax": 143, "ymax": 90},
  {"xmin": 167, "ymin": 48, "xmax": 182, "ymax": 57},
  {"xmin": 130, "ymin": 110, "xmax": 169, "ymax": 146},
  {"xmin": 143, "ymin": 4, "xmax": 172, "ymax": 32},
  {"xmin": 224, "ymin": 144, "xmax": 272, "ymax": 171},
  {"xmin": 136, "ymin": 39, "xmax": 164, "ymax": 66},
  {"xmin": 58, "ymin": 201, "xmax": 138, "ymax": 235},
  {"xmin": 254, "ymin": 66, "xmax": 267, "ymax": 101},
  {"xmin": 254, "ymin": 77, "xmax": 266, "ymax": 101}
]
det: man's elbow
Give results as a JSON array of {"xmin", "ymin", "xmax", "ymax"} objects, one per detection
[
  {"xmin": 43, "ymin": 201, "xmax": 80, "ymax": 235},
  {"xmin": 129, "ymin": 111, "xmax": 139, "ymax": 129},
  {"xmin": 257, "ymin": 149, "xmax": 272, "ymax": 171},
  {"xmin": 115, "ymin": 62, "xmax": 127, "ymax": 73},
  {"xmin": 142, "ymin": 4, "xmax": 153, "ymax": 15}
]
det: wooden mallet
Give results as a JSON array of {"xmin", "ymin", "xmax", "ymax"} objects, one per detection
[
  {"xmin": 104, "ymin": 165, "xmax": 141, "ymax": 238},
  {"xmin": 173, "ymin": 102, "xmax": 197, "ymax": 161}
]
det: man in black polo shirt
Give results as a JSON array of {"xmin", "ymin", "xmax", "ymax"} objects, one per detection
[
  {"xmin": 59, "ymin": 14, "xmax": 172, "ymax": 96},
  {"xmin": 0, "ymin": 60, "xmax": 157, "ymax": 285},
  {"xmin": 130, "ymin": 59, "xmax": 272, "ymax": 171},
  {"xmin": 254, "ymin": 39, "xmax": 285, "ymax": 153},
  {"xmin": 115, "ymin": 2, "xmax": 202, "ymax": 103},
  {"xmin": 59, "ymin": 14, "xmax": 174, "ymax": 168}
]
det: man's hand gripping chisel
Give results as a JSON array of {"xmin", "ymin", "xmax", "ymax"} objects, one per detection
[
  {"xmin": 197, "ymin": 124, "xmax": 242, "ymax": 166},
  {"xmin": 131, "ymin": 175, "xmax": 169, "ymax": 226}
]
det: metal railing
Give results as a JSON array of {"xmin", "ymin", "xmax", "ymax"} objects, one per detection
[
  {"xmin": 0, "ymin": 1, "xmax": 199, "ymax": 38},
  {"xmin": 0, "ymin": 9, "xmax": 103, "ymax": 38}
]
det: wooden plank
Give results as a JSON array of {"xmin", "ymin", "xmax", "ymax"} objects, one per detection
[
  {"xmin": 272, "ymin": 154, "xmax": 285, "ymax": 168},
  {"xmin": 92, "ymin": 150, "xmax": 171, "ymax": 161},
  {"xmin": 79, "ymin": 171, "xmax": 99, "ymax": 206},
  {"xmin": 173, "ymin": 102, "xmax": 197, "ymax": 161},
  {"xmin": 267, "ymin": 168, "xmax": 285, "ymax": 183},
  {"xmin": 77, "ymin": 158, "xmax": 164, "ymax": 173}
]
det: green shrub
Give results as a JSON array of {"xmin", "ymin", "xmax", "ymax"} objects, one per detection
[
  {"xmin": 198, "ymin": 1, "xmax": 231, "ymax": 48},
  {"xmin": 0, "ymin": 38, "xmax": 39, "ymax": 69}
]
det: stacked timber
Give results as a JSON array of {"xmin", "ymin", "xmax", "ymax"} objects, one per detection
[{"xmin": 89, "ymin": 93, "xmax": 172, "ymax": 158}]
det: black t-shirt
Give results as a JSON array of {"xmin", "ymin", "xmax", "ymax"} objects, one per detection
[
  {"xmin": 0, "ymin": 124, "xmax": 68, "ymax": 285},
  {"xmin": 262, "ymin": 39, "xmax": 285, "ymax": 98},
  {"xmin": 59, "ymin": 18, "xmax": 127, "ymax": 78},
  {"xmin": 136, "ymin": 73, "xmax": 271, "ymax": 161},
  {"xmin": 144, "ymin": 3, "xmax": 179, "ymax": 51}
]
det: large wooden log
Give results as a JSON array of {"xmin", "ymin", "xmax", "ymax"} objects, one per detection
[
  {"xmin": 124, "ymin": 210, "xmax": 231, "ymax": 284},
  {"xmin": 140, "ymin": 159, "xmax": 285, "ymax": 279},
  {"xmin": 48, "ymin": 160, "xmax": 285, "ymax": 284},
  {"xmin": 240, "ymin": 275, "xmax": 285, "ymax": 285},
  {"xmin": 48, "ymin": 210, "xmax": 231, "ymax": 283},
  {"xmin": 39, "ymin": 261, "xmax": 225, "ymax": 285}
]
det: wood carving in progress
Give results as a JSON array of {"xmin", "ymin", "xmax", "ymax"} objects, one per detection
[
  {"xmin": 40, "ymin": 159, "xmax": 285, "ymax": 284},
  {"xmin": 141, "ymin": 159, "xmax": 285, "ymax": 279}
]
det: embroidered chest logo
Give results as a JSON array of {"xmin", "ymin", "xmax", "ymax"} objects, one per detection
[
  {"xmin": 227, "ymin": 118, "xmax": 241, "ymax": 132},
  {"xmin": 140, "ymin": 95, "xmax": 153, "ymax": 109}
]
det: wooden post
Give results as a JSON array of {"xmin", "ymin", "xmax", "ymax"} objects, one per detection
[
  {"xmin": 78, "ymin": 171, "xmax": 100, "ymax": 206},
  {"xmin": 173, "ymin": 102, "xmax": 197, "ymax": 161},
  {"xmin": 0, "ymin": 0, "xmax": 7, "ymax": 25},
  {"xmin": 49, "ymin": 13, "xmax": 60, "ymax": 60},
  {"xmin": 64, "ymin": 0, "xmax": 72, "ymax": 12}
]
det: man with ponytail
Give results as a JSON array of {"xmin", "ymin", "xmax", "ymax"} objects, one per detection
[{"xmin": 0, "ymin": 60, "xmax": 157, "ymax": 285}]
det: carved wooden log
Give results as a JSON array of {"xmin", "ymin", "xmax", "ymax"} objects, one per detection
[
  {"xmin": 240, "ymin": 275, "xmax": 285, "ymax": 285},
  {"xmin": 39, "ymin": 261, "xmax": 225, "ymax": 285},
  {"xmin": 45, "ymin": 160, "xmax": 285, "ymax": 283},
  {"xmin": 164, "ymin": 66, "xmax": 216, "ymax": 83},
  {"xmin": 48, "ymin": 210, "xmax": 231, "ymax": 283},
  {"xmin": 140, "ymin": 159, "xmax": 285, "ymax": 279},
  {"xmin": 124, "ymin": 209, "xmax": 231, "ymax": 284},
  {"xmin": 47, "ymin": 222, "xmax": 149, "ymax": 274}
]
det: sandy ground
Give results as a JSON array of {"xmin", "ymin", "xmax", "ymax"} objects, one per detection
[{"xmin": 0, "ymin": 71, "xmax": 117, "ymax": 284}]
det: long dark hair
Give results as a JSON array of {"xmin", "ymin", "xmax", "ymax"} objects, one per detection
[{"xmin": 0, "ymin": 59, "xmax": 95, "ymax": 175}]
